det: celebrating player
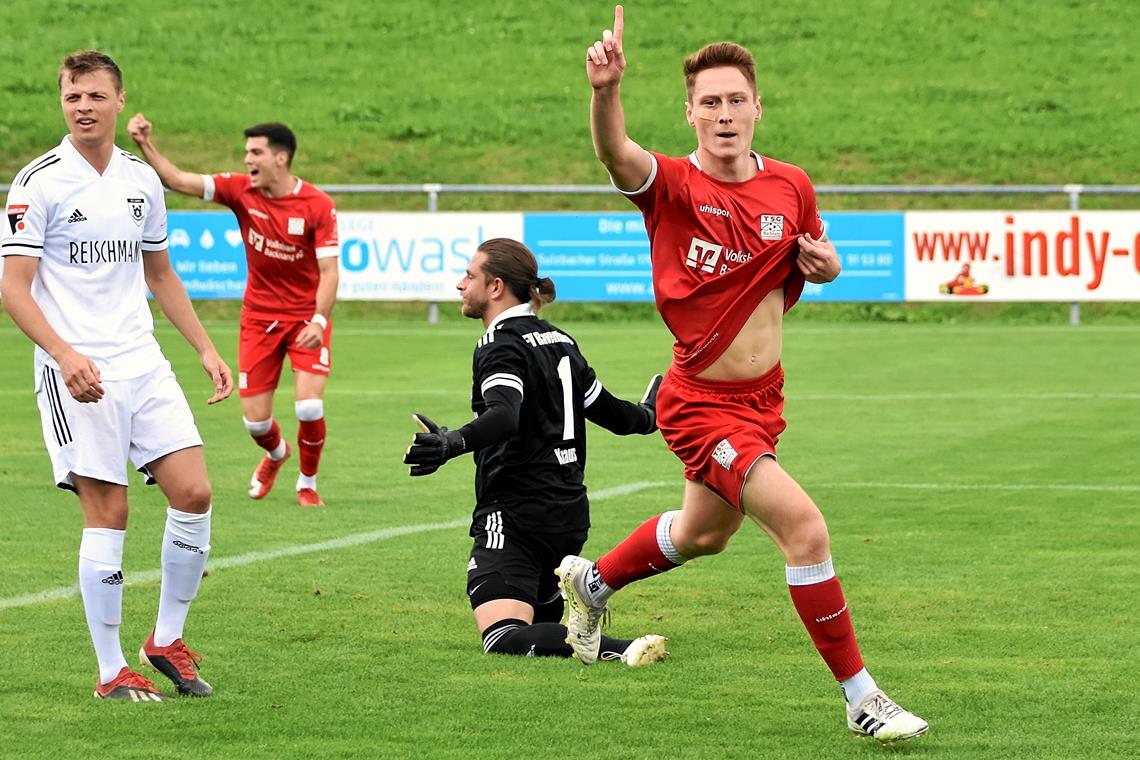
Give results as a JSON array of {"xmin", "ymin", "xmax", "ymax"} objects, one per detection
[
  {"xmin": 403, "ymin": 238, "xmax": 667, "ymax": 666},
  {"xmin": 127, "ymin": 115, "xmax": 338, "ymax": 508},
  {"xmin": 555, "ymin": 6, "xmax": 929, "ymax": 742},
  {"xmin": 1, "ymin": 50, "xmax": 231, "ymax": 701}
]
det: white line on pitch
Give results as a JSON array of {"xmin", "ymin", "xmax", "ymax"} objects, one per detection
[
  {"xmin": 790, "ymin": 392, "xmax": 1140, "ymax": 401},
  {"xmin": 806, "ymin": 481, "xmax": 1140, "ymax": 493},
  {"xmin": 0, "ymin": 481, "xmax": 671, "ymax": 612}
]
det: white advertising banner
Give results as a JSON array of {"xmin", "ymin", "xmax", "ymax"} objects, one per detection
[
  {"xmin": 335, "ymin": 212, "xmax": 524, "ymax": 301},
  {"xmin": 905, "ymin": 211, "xmax": 1140, "ymax": 301}
]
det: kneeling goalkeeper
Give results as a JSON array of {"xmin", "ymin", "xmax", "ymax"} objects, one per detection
[{"xmin": 404, "ymin": 238, "xmax": 666, "ymax": 666}]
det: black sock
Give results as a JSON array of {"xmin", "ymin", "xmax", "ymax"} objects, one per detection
[
  {"xmin": 482, "ymin": 619, "xmax": 636, "ymax": 660},
  {"xmin": 483, "ymin": 619, "xmax": 572, "ymax": 656},
  {"xmin": 599, "ymin": 635, "xmax": 634, "ymax": 661}
]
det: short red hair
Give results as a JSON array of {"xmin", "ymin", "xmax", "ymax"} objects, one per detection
[{"xmin": 683, "ymin": 42, "xmax": 757, "ymax": 98}]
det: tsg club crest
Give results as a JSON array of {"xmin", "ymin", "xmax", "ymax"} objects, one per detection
[
  {"xmin": 127, "ymin": 197, "xmax": 145, "ymax": 226},
  {"xmin": 759, "ymin": 214, "xmax": 784, "ymax": 241}
]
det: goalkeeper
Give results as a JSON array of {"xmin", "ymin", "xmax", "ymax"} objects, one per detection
[{"xmin": 404, "ymin": 238, "xmax": 667, "ymax": 666}]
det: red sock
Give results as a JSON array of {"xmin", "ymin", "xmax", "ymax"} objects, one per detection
[
  {"xmin": 251, "ymin": 420, "xmax": 282, "ymax": 453},
  {"xmin": 297, "ymin": 418, "xmax": 326, "ymax": 477},
  {"xmin": 787, "ymin": 576, "xmax": 865, "ymax": 680},
  {"xmin": 595, "ymin": 514, "xmax": 680, "ymax": 591}
]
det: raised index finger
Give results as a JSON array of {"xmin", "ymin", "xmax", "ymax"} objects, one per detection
[{"xmin": 613, "ymin": 4, "xmax": 624, "ymax": 44}]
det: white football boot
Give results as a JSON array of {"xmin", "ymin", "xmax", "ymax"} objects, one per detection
[
  {"xmin": 555, "ymin": 555, "xmax": 608, "ymax": 665},
  {"xmin": 621, "ymin": 634, "xmax": 668, "ymax": 667},
  {"xmin": 847, "ymin": 689, "xmax": 929, "ymax": 743}
]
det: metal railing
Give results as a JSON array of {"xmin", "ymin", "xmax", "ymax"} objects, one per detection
[{"xmin": 5, "ymin": 182, "xmax": 1140, "ymax": 210}]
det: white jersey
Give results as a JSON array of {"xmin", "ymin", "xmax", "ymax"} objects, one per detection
[{"xmin": 2, "ymin": 135, "xmax": 169, "ymax": 379}]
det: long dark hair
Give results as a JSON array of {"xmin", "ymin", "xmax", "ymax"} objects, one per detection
[{"xmin": 478, "ymin": 238, "xmax": 556, "ymax": 310}]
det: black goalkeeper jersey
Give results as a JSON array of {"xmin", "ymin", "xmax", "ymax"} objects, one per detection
[{"xmin": 469, "ymin": 311, "xmax": 600, "ymax": 532}]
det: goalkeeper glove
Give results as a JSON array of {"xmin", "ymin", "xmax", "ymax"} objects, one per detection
[
  {"xmin": 639, "ymin": 373, "xmax": 662, "ymax": 433},
  {"xmin": 404, "ymin": 413, "xmax": 467, "ymax": 476}
]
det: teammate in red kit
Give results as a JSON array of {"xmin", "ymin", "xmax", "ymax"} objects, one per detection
[
  {"xmin": 128, "ymin": 117, "xmax": 338, "ymax": 508},
  {"xmin": 556, "ymin": 6, "xmax": 929, "ymax": 743}
]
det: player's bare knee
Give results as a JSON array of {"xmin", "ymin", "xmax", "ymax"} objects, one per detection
[
  {"xmin": 171, "ymin": 481, "xmax": 213, "ymax": 513},
  {"xmin": 785, "ymin": 514, "xmax": 831, "ymax": 564},
  {"xmin": 676, "ymin": 526, "xmax": 733, "ymax": 557}
]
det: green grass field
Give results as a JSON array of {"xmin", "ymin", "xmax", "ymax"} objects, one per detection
[
  {"xmin": 1, "ymin": 1, "xmax": 1139, "ymax": 211},
  {"xmin": 2, "ymin": 0, "xmax": 1139, "ymax": 756},
  {"xmin": 1, "ymin": 316, "xmax": 1138, "ymax": 759}
]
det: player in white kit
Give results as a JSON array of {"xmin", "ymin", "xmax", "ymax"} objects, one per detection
[{"xmin": 1, "ymin": 51, "xmax": 232, "ymax": 701}]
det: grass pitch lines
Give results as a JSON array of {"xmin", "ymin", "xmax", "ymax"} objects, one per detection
[
  {"xmin": 792, "ymin": 392, "xmax": 1140, "ymax": 401},
  {"xmin": 0, "ymin": 480, "xmax": 672, "ymax": 613},
  {"xmin": 807, "ymin": 481, "xmax": 1140, "ymax": 493}
]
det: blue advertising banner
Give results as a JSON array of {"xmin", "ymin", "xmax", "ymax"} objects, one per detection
[
  {"xmin": 523, "ymin": 213, "xmax": 654, "ymax": 301},
  {"xmin": 523, "ymin": 211, "xmax": 905, "ymax": 302},
  {"xmin": 807, "ymin": 212, "xmax": 905, "ymax": 302},
  {"xmin": 163, "ymin": 210, "xmax": 905, "ymax": 303},
  {"xmin": 167, "ymin": 211, "xmax": 246, "ymax": 299}
]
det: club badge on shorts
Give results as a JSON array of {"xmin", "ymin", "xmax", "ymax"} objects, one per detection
[{"xmin": 127, "ymin": 197, "xmax": 145, "ymax": 226}]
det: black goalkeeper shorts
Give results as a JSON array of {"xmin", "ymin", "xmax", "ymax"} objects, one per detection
[{"xmin": 466, "ymin": 509, "xmax": 587, "ymax": 611}]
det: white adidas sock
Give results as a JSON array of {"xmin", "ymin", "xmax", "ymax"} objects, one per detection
[
  {"xmin": 78, "ymin": 528, "xmax": 129, "ymax": 683},
  {"xmin": 296, "ymin": 473, "xmax": 317, "ymax": 491},
  {"xmin": 154, "ymin": 507, "xmax": 211, "ymax": 647},
  {"xmin": 842, "ymin": 667, "xmax": 878, "ymax": 706}
]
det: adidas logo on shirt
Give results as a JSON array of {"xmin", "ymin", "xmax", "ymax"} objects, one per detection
[
  {"xmin": 67, "ymin": 209, "xmax": 87, "ymax": 224},
  {"xmin": 101, "ymin": 570, "xmax": 124, "ymax": 585}
]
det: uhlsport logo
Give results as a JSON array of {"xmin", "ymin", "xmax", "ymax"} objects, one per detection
[{"xmin": 712, "ymin": 439, "xmax": 738, "ymax": 470}]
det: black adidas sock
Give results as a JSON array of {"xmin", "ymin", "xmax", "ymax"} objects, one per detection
[
  {"xmin": 482, "ymin": 619, "xmax": 636, "ymax": 660},
  {"xmin": 599, "ymin": 634, "xmax": 635, "ymax": 662},
  {"xmin": 483, "ymin": 619, "xmax": 572, "ymax": 657}
]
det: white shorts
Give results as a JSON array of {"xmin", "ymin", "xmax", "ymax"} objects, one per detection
[{"xmin": 35, "ymin": 359, "xmax": 203, "ymax": 491}]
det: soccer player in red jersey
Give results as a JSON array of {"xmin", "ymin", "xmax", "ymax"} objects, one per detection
[
  {"xmin": 128, "ymin": 116, "xmax": 339, "ymax": 508},
  {"xmin": 556, "ymin": 6, "xmax": 929, "ymax": 743}
]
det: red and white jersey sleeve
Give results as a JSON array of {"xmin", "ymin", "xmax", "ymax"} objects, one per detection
[
  {"xmin": 203, "ymin": 173, "xmax": 339, "ymax": 319},
  {"xmin": 619, "ymin": 150, "xmax": 823, "ymax": 376}
]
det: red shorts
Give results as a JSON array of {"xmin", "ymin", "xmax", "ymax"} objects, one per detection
[
  {"xmin": 238, "ymin": 313, "xmax": 332, "ymax": 397},
  {"xmin": 656, "ymin": 363, "xmax": 786, "ymax": 511}
]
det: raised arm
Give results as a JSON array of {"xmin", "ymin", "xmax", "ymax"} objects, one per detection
[
  {"xmin": 588, "ymin": 4, "xmax": 652, "ymax": 191},
  {"xmin": 127, "ymin": 113, "xmax": 207, "ymax": 198}
]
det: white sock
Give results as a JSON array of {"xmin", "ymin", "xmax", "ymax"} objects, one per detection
[
  {"xmin": 842, "ymin": 667, "xmax": 878, "ymax": 705},
  {"xmin": 78, "ymin": 528, "xmax": 129, "ymax": 683},
  {"xmin": 244, "ymin": 416, "xmax": 287, "ymax": 460},
  {"xmin": 657, "ymin": 510, "xmax": 688, "ymax": 565},
  {"xmin": 296, "ymin": 473, "xmax": 317, "ymax": 491},
  {"xmin": 154, "ymin": 508, "xmax": 211, "ymax": 647},
  {"xmin": 581, "ymin": 563, "xmax": 614, "ymax": 606}
]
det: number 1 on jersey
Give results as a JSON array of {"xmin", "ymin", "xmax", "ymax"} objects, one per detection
[{"xmin": 556, "ymin": 356, "xmax": 575, "ymax": 441}]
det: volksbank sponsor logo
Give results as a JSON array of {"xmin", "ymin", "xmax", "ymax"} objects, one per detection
[{"xmin": 69, "ymin": 239, "xmax": 141, "ymax": 264}]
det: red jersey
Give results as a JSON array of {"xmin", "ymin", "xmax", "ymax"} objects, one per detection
[
  {"xmin": 207, "ymin": 173, "xmax": 338, "ymax": 319},
  {"xmin": 624, "ymin": 151, "xmax": 824, "ymax": 376}
]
